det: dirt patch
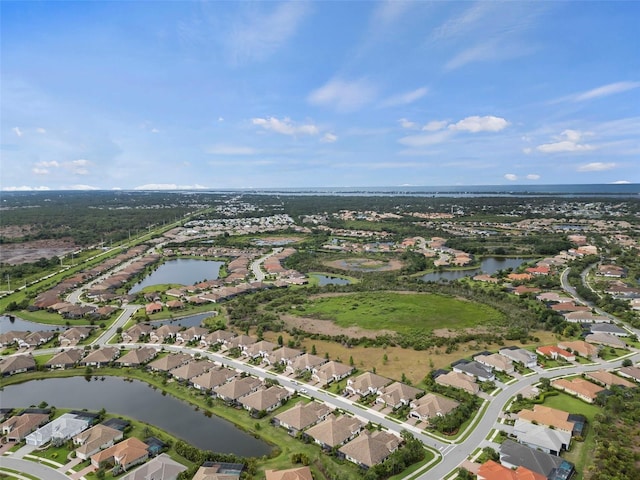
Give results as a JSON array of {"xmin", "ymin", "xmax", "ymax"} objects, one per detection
[
  {"xmin": 281, "ymin": 313, "xmax": 394, "ymax": 339},
  {"xmin": 324, "ymin": 257, "xmax": 403, "ymax": 272},
  {"xmin": 0, "ymin": 239, "xmax": 78, "ymax": 265}
]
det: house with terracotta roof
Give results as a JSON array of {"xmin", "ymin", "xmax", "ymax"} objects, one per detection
[
  {"xmin": 145, "ymin": 302, "xmax": 163, "ymax": 315},
  {"xmin": 535, "ymin": 346, "xmax": 575, "ymax": 362},
  {"xmin": 91, "ymin": 437, "xmax": 149, "ymax": 471},
  {"xmin": 585, "ymin": 370, "xmax": 635, "ymax": 388},
  {"xmin": 312, "ymin": 360, "xmax": 354, "ymax": 385},
  {"xmin": 273, "ymin": 402, "xmax": 332, "ymax": 435},
  {"xmin": 45, "ymin": 349, "xmax": 84, "ymax": 369},
  {"xmin": 375, "ymin": 382, "xmax": 422, "ymax": 409},
  {"xmin": 346, "ymin": 372, "xmax": 392, "ymax": 397},
  {"xmin": 408, "ymin": 393, "xmax": 459, "ymax": 423},
  {"xmin": 304, "ymin": 414, "xmax": 363, "ymax": 449},
  {"xmin": 517, "ymin": 405, "xmax": 574, "ymax": 433},
  {"xmin": 434, "ymin": 371, "xmax": 480, "ymax": 395},
  {"xmin": 525, "ymin": 265, "xmax": 550, "ymax": 276},
  {"xmin": 552, "ymin": 377, "xmax": 604, "ymax": 403},
  {"xmin": 557, "ymin": 340, "xmax": 599, "ymax": 360},
  {"xmin": 507, "ymin": 273, "xmax": 533, "ymax": 282},
  {"xmin": 74, "ymin": 424, "xmax": 123, "ymax": 460},
  {"xmin": 550, "ymin": 302, "xmax": 590, "ymax": 313},
  {"xmin": 477, "ymin": 460, "xmax": 546, "ymax": 480},
  {"xmin": 265, "ymin": 467, "xmax": 313, "ymax": 480},
  {"xmin": 1, "ymin": 413, "xmax": 49, "ymax": 442},
  {"xmin": 563, "ymin": 311, "xmax": 610, "ymax": 323},
  {"xmin": 339, "ymin": 430, "xmax": 401, "ymax": 468}
]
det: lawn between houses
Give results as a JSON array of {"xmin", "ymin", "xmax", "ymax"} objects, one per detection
[
  {"xmin": 290, "ymin": 292, "xmax": 505, "ymax": 334},
  {"xmin": 0, "ymin": 368, "xmax": 433, "ymax": 480}
]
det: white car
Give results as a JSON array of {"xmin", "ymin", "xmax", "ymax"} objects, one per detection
[{"xmin": 299, "ymin": 388, "xmax": 308, "ymax": 394}]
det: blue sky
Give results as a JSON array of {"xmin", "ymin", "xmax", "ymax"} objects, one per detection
[{"xmin": 1, "ymin": 1, "xmax": 639, "ymax": 190}]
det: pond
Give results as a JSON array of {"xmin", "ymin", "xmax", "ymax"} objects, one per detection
[
  {"xmin": 310, "ymin": 274, "xmax": 351, "ymax": 286},
  {"xmin": 0, "ymin": 376, "xmax": 271, "ymax": 457},
  {"xmin": 421, "ymin": 257, "xmax": 528, "ymax": 282},
  {"xmin": 129, "ymin": 259, "xmax": 225, "ymax": 294},
  {"xmin": 141, "ymin": 312, "xmax": 214, "ymax": 329},
  {"xmin": 0, "ymin": 315, "xmax": 59, "ymax": 332}
]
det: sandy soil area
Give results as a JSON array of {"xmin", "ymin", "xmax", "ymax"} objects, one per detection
[{"xmin": 0, "ymin": 239, "xmax": 78, "ymax": 265}]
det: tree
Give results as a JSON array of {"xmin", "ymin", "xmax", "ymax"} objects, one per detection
[
  {"xmin": 277, "ymin": 335, "xmax": 284, "ymax": 347},
  {"xmin": 311, "ymin": 344, "xmax": 317, "ymax": 355},
  {"xmin": 622, "ymin": 358, "xmax": 632, "ymax": 367}
]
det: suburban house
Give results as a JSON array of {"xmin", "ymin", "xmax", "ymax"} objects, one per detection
[
  {"xmin": 536, "ymin": 346, "xmax": 575, "ymax": 362},
  {"xmin": 563, "ymin": 311, "xmax": 610, "ymax": 323},
  {"xmin": 557, "ymin": 340, "xmax": 599, "ymax": 360},
  {"xmin": 170, "ymin": 359, "xmax": 214, "ymax": 382},
  {"xmin": 473, "ymin": 353, "xmax": 514, "ymax": 374},
  {"xmin": 618, "ymin": 365, "xmax": 640, "ymax": 383},
  {"xmin": 149, "ymin": 325, "xmax": 180, "ymax": 343},
  {"xmin": 74, "ymin": 424, "xmax": 124, "ymax": 460},
  {"xmin": 339, "ymin": 430, "xmax": 401, "ymax": 469},
  {"xmin": 312, "ymin": 360, "xmax": 354, "ymax": 385},
  {"xmin": 45, "ymin": 349, "xmax": 84, "ymax": 369},
  {"xmin": 513, "ymin": 419, "xmax": 571, "ymax": 455},
  {"xmin": 552, "ymin": 377, "xmax": 604, "ymax": 403},
  {"xmin": 408, "ymin": 393, "xmax": 460, "ymax": 423},
  {"xmin": 224, "ymin": 334, "xmax": 256, "ymax": 352},
  {"xmin": 585, "ymin": 369, "xmax": 635, "ymax": 389},
  {"xmin": 434, "ymin": 371, "xmax": 480, "ymax": 395},
  {"xmin": 589, "ymin": 323, "xmax": 628, "ymax": 336},
  {"xmin": 0, "ymin": 331, "xmax": 28, "ymax": 347},
  {"xmin": 585, "ymin": 333, "xmax": 627, "ymax": 348},
  {"xmin": 265, "ymin": 346, "xmax": 302, "ymax": 366},
  {"xmin": 273, "ymin": 401, "xmax": 332, "ymax": 435},
  {"xmin": 192, "ymin": 462, "xmax": 244, "ymax": 480},
  {"xmin": 345, "ymin": 372, "xmax": 392, "ymax": 397},
  {"xmin": 500, "ymin": 440, "xmax": 575, "ymax": 480},
  {"xmin": 147, "ymin": 353, "xmax": 192, "ymax": 372},
  {"xmin": 80, "ymin": 347, "xmax": 119, "ymax": 367},
  {"xmin": 477, "ymin": 460, "xmax": 546, "ymax": 480},
  {"xmin": 175, "ymin": 326, "xmax": 208, "ymax": 344},
  {"xmin": 238, "ymin": 386, "xmax": 291, "ymax": 414},
  {"xmin": 498, "ymin": 347, "xmax": 537, "ymax": 368},
  {"xmin": 304, "ymin": 414, "xmax": 363, "ymax": 449},
  {"xmin": 115, "ymin": 347, "xmax": 158, "ymax": 367},
  {"xmin": 18, "ymin": 331, "xmax": 54, "ymax": 348},
  {"xmin": 243, "ymin": 340, "xmax": 277, "ymax": 360},
  {"xmin": 265, "ymin": 467, "xmax": 313, "ymax": 480},
  {"xmin": 452, "ymin": 360, "xmax": 495, "ymax": 382},
  {"xmin": 191, "ymin": 367, "xmax": 237, "ymax": 392},
  {"xmin": 91, "ymin": 437, "xmax": 149, "ymax": 471},
  {"xmin": 0, "ymin": 355, "xmax": 36, "ymax": 376},
  {"xmin": 375, "ymin": 382, "xmax": 422, "ymax": 410},
  {"xmin": 119, "ymin": 453, "xmax": 187, "ymax": 480},
  {"xmin": 517, "ymin": 405, "xmax": 574, "ymax": 433},
  {"xmin": 286, "ymin": 353, "xmax": 327, "ymax": 375},
  {"xmin": 26, "ymin": 413, "xmax": 90, "ymax": 447},
  {"xmin": 121, "ymin": 324, "xmax": 152, "ymax": 343},
  {"xmin": 145, "ymin": 302, "xmax": 163, "ymax": 315},
  {"xmin": 199, "ymin": 329, "xmax": 236, "ymax": 348},
  {"xmin": 1, "ymin": 413, "xmax": 49, "ymax": 442},
  {"xmin": 59, "ymin": 327, "xmax": 93, "ymax": 346},
  {"xmin": 213, "ymin": 376, "xmax": 262, "ymax": 404}
]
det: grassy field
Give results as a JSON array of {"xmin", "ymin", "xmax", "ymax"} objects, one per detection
[{"xmin": 291, "ymin": 292, "xmax": 505, "ymax": 334}]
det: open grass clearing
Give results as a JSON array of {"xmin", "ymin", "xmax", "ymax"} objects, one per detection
[{"xmin": 290, "ymin": 292, "xmax": 505, "ymax": 334}]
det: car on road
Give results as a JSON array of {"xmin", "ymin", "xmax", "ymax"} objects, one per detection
[{"xmin": 299, "ymin": 388, "xmax": 308, "ymax": 394}]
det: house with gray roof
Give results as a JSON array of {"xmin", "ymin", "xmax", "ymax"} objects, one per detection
[
  {"xmin": 0, "ymin": 355, "xmax": 36, "ymax": 376},
  {"xmin": 513, "ymin": 419, "xmax": 571, "ymax": 455},
  {"xmin": 452, "ymin": 360, "xmax": 495, "ymax": 382},
  {"xmin": 589, "ymin": 323, "xmax": 629, "ymax": 336},
  {"xmin": 500, "ymin": 440, "xmax": 574, "ymax": 480},
  {"xmin": 45, "ymin": 349, "xmax": 84, "ymax": 369},
  {"xmin": 119, "ymin": 453, "xmax": 187, "ymax": 480},
  {"xmin": 499, "ymin": 347, "xmax": 538, "ymax": 368}
]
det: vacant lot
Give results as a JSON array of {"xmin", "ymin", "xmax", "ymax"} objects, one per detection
[{"xmin": 289, "ymin": 291, "xmax": 505, "ymax": 335}]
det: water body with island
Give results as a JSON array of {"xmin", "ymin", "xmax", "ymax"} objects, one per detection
[
  {"xmin": 129, "ymin": 259, "xmax": 224, "ymax": 294},
  {"xmin": 0, "ymin": 376, "xmax": 271, "ymax": 457},
  {"xmin": 421, "ymin": 257, "xmax": 527, "ymax": 282}
]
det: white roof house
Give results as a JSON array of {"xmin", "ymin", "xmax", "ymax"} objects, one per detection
[{"xmin": 26, "ymin": 413, "xmax": 90, "ymax": 447}]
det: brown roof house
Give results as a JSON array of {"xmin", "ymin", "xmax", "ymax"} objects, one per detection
[
  {"xmin": 266, "ymin": 346, "xmax": 302, "ymax": 367},
  {"xmin": 238, "ymin": 386, "xmax": 291, "ymax": 414},
  {"xmin": 434, "ymin": 371, "xmax": 480, "ymax": 395},
  {"xmin": 175, "ymin": 326, "xmax": 208, "ymax": 344},
  {"xmin": 265, "ymin": 467, "xmax": 313, "ymax": 480},
  {"xmin": 149, "ymin": 325, "xmax": 180, "ymax": 343},
  {"xmin": 45, "ymin": 349, "xmax": 84, "ymax": 369},
  {"xmin": 74, "ymin": 424, "xmax": 124, "ymax": 460},
  {"xmin": 474, "ymin": 353, "xmax": 514, "ymax": 374},
  {"xmin": 273, "ymin": 402, "xmax": 332, "ymax": 435},
  {"xmin": 170, "ymin": 359, "xmax": 214, "ymax": 382},
  {"xmin": 199, "ymin": 329, "xmax": 236, "ymax": 348},
  {"xmin": 243, "ymin": 340, "xmax": 277, "ymax": 361},
  {"xmin": 346, "ymin": 372, "xmax": 392, "ymax": 397},
  {"xmin": 147, "ymin": 353, "xmax": 192, "ymax": 372},
  {"xmin": 115, "ymin": 347, "xmax": 158, "ymax": 367},
  {"xmin": 80, "ymin": 347, "xmax": 119, "ymax": 367},
  {"xmin": 552, "ymin": 378, "xmax": 604, "ymax": 403},
  {"xmin": 517, "ymin": 405, "xmax": 574, "ymax": 433},
  {"xmin": 312, "ymin": 361, "xmax": 354, "ymax": 386},
  {"xmin": 585, "ymin": 369, "xmax": 635, "ymax": 389},
  {"xmin": 213, "ymin": 376, "xmax": 262, "ymax": 404},
  {"xmin": 618, "ymin": 365, "xmax": 640, "ymax": 383},
  {"xmin": 408, "ymin": 393, "xmax": 459, "ymax": 423},
  {"xmin": 557, "ymin": 340, "xmax": 599, "ymax": 360},
  {"xmin": 121, "ymin": 324, "xmax": 152, "ymax": 343},
  {"xmin": 287, "ymin": 353, "xmax": 327, "ymax": 376},
  {"xmin": 0, "ymin": 355, "xmax": 36, "ymax": 376},
  {"xmin": 191, "ymin": 367, "xmax": 237, "ymax": 392},
  {"xmin": 375, "ymin": 382, "xmax": 422, "ymax": 410},
  {"xmin": 1, "ymin": 413, "xmax": 49, "ymax": 442},
  {"xmin": 304, "ymin": 414, "xmax": 363, "ymax": 449},
  {"xmin": 339, "ymin": 430, "xmax": 401, "ymax": 469},
  {"xmin": 91, "ymin": 437, "xmax": 149, "ymax": 471},
  {"xmin": 59, "ymin": 327, "xmax": 93, "ymax": 346}
]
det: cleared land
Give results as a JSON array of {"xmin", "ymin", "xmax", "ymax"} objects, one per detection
[{"xmin": 288, "ymin": 292, "xmax": 505, "ymax": 335}]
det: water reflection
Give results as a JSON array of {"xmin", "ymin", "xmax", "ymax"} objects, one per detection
[
  {"xmin": 421, "ymin": 257, "xmax": 527, "ymax": 282},
  {"xmin": 129, "ymin": 259, "xmax": 224, "ymax": 294}
]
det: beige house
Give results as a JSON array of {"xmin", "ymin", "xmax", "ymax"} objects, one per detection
[
  {"xmin": 91, "ymin": 437, "xmax": 149, "ymax": 471},
  {"xmin": 474, "ymin": 353, "xmax": 514, "ymax": 374},
  {"xmin": 339, "ymin": 430, "xmax": 401, "ymax": 468},
  {"xmin": 517, "ymin": 405, "xmax": 574, "ymax": 433},
  {"xmin": 274, "ymin": 401, "xmax": 332, "ymax": 435},
  {"xmin": 45, "ymin": 349, "xmax": 84, "ymax": 369},
  {"xmin": 147, "ymin": 353, "xmax": 191, "ymax": 372},
  {"xmin": 434, "ymin": 371, "xmax": 479, "ymax": 395},
  {"xmin": 191, "ymin": 367, "xmax": 237, "ymax": 391},
  {"xmin": 552, "ymin": 377, "xmax": 604, "ymax": 403},
  {"xmin": 170, "ymin": 359, "xmax": 214, "ymax": 381},
  {"xmin": 305, "ymin": 414, "xmax": 363, "ymax": 449},
  {"xmin": 265, "ymin": 467, "xmax": 313, "ymax": 480},
  {"xmin": 213, "ymin": 376, "xmax": 262, "ymax": 403},
  {"xmin": 346, "ymin": 372, "xmax": 391, "ymax": 397},
  {"xmin": 408, "ymin": 393, "xmax": 459, "ymax": 423},
  {"xmin": 1, "ymin": 413, "xmax": 49, "ymax": 442},
  {"xmin": 80, "ymin": 347, "xmax": 119, "ymax": 367},
  {"xmin": 375, "ymin": 382, "xmax": 422, "ymax": 409},
  {"xmin": 74, "ymin": 424, "xmax": 123, "ymax": 460},
  {"xmin": 585, "ymin": 370, "xmax": 635, "ymax": 388},
  {"xmin": 287, "ymin": 353, "xmax": 327, "ymax": 375},
  {"xmin": 312, "ymin": 361, "xmax": 354, "ymax": 385},
  {"xmin": 115, "ymin": 347, "xmax": 158, "ymax": 367},
  {"xmin": 238, "ymin": 386, "xmax": 291, "ymax": 413},
  {"xmin": 557, "ymin": 340, "xmax": 599, "ymax": 360}
]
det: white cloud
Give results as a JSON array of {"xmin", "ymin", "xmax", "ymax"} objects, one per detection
[
  {"xmin": 206, "ymin": 144, "xmax": 257, "ymax": 155},
  {"xmin": 12, "ymin": 127, "xmax": 23, "ymax": 137},
  {"xmin": 32, "ymin": 168, "xmax": 49, "ymax": 175},
  {"xmin": 430, "ymin": 2, "xmax": 493, "ymax": 41},
  {"xmin": 504, "ymin": 173, "xmax": 518, "ymax": 181},
  {"xmin": 227, "ymin": 1, "xmax": 310, "ymax": 64},
  {"xmin": 449, "ymin": 115, "xmax": 509, "ymax": 133},
  {"xmin": 399, "ymin": 118, "xmax": 418, "ymax": 129},
  {"xmin": 422, "ymin": 120, "xmax": 448, "ymax": 132},
  {"xmin": 320, "ymin": 133, "xmax": 338, "ymax": 143},
  {"xmin": 68, "ymin": 184, "xmax": 99, "ymax": 190},
  {"xmin": 380, "ymin": 86, "xmax": 429, "ymax": 107},
  {"xmin": 308, "ymin": 78, "xmax": 377, "ymax": 112},
  {"xmin": 36, "ymin": 160, "xmax": 60, "ymax": 168},
  {"xmin": 536, "ymin": 129, "xmax": 595, "ymax": 153},
  {"xmin": 398, "ymin": 130, "xmax": 453, "ymax": 147},
  {"xmin": 577, "ymin": 162, "xmax": 616, "ymax": 172},
  {"xmin": 526, "ymin": 174, "xmax": 540, "ymax": 180},
  {"xmin": 574, "ymin": 81, "xmax": 640, "ymax": 102},
  {"xmin": 611, "ymin": 180, "xmax": 630, "ymax": 184},
  {"xmin": 252, "ymin": 117, "xmax": 319, "ymax": 136},
  {"xmin": 67, "ymin": 159, "xmax": 90, "ymax": 175},
  {"xmin": 2, "ymin": 186, "xmax": 51, "ymax": 191},
  {"xmin": 134, "ymin": 184, "xmax": 208, "ymax": 190},
  {"xmin": 36, "ymin": 128, "xmax": 46, "ymax": 134}
]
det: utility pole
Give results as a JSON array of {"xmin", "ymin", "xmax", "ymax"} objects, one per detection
[{"xmin": 6, "ymin": 274, "xmax": 10, "ymax": 292}]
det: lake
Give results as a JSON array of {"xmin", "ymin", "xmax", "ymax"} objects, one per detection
[
  {"xmin": 141, "ymin": 312, "xmax": 214, "ymax": 329},
  {"xmin": 0, "ymin": 376, "xmax": 271, "ymax": 457},
  {"xmin": 0, "ymin": 315, "xmax": 59, "ymax": 332},
  {"xmin": 129, "ymin": 259, "xmax": 225, "ymax": 294},
  {"xmin": 311, "ymin": 274, "xmax": 351, "ymax": 286},
  {"xmin": 421, "ymin": 257, "xmax": 528, "ymax": 282}
]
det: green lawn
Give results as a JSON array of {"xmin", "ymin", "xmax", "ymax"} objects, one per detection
[
  {"xmin": 543, "ymin": 390, "xmax": 600, "ymax": 420},
  {"xmin": 292, "ymin": 292, "xmax": 505, "ymax": 333}
]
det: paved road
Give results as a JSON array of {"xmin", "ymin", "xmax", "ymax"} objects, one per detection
[
  {"xmin": 250, "ymin": 248, "xmax": 281, "ymax": 282},
  {"xmin": 0, "ymin": 457, "xmax": 71, "ymax": 480}
]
